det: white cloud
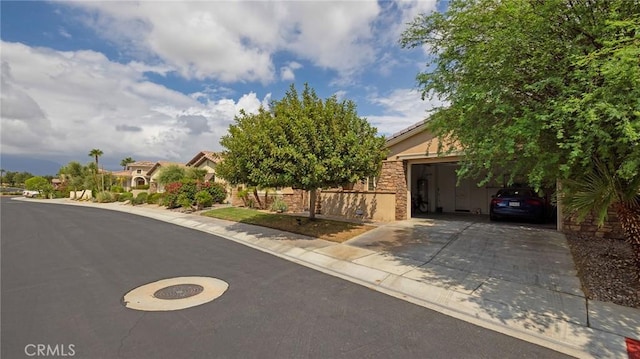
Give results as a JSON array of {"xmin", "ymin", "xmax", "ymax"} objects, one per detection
[
  {"xmin": 280, "ymin": 61, "xmax": 302, "ymax": 81},
  {"xmin": 58, "ymin": 27, "xmax": 72, "ymax": 39},
  {"xmin": 63, "ymin": 2, "xmax": 387, "ymax": 84},
  {"xmin": 0, "ymin": 41, "xmax": 270, "ymax": 168},
  {"xmin": 365, "ymin": 88, "xmax": 446, "ymax": 136}
]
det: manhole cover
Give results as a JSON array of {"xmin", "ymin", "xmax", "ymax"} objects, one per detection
[
  {"xmin": 123, "ymin": 276, "xmax": 229, "ymax": 311},
  {"xmin": 154, "ymin": 284, "xmax": 204, "ymax": 300}
]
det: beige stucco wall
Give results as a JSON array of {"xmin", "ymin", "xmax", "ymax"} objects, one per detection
[
  {"xmin": 70, "ymin": 191, "xmax": 92, "ymax": 200},
  {"xmin": 320, "ymin": 190, "xmax": 396, "ymax": 222},
  {"xmin": 386, "ymin": 127, "xmax": 462, "ymax": 161}
]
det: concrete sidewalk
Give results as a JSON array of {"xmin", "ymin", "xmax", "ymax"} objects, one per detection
[{"xmin": 16, "ymin": 198, "xmax": 640, "ymax": 358}]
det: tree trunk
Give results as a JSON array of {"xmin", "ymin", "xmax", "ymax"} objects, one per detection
[
  {"xmin": 308, "ymin": 188, "xmax": 317, "ymax": 219},
  {"xmin": 613, "ymin": 201, "xmax": 640, "ymax": 274},
  {"xmin": 252, "ymin": 188, "xmax": 263, "ymax": 209}
]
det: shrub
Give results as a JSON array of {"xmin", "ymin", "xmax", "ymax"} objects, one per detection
[
  {"xmin": 133, "ymin": 184, "xmax": 150, "ymax": 190},
  {"xmin": 270, "ymin": 197, "xmax": 288, "ymax": 213},
  {"xmin": 237, "ymin": 188, "xmax": 250, "ymax": 206},
  {"xmin": 118, "ymin": 192, "xmax": 134, "ymax": 202},
  {"xmin": 202, "ymin": 182, "xmax": 226, "ymax": 204},
  {"xmin": 96, "ymin": 191, "xmax": 114, "ymax": 203},
  {"xmin": 177, "ymin": 193, "xmax": 192, "ymax": 209},
  {"xmin": 133, "ymin": 192, "xmax": 148, "ymax": 205},
  {"xmin": 195, "ymin": 190, "xmax": 213, "ymax": 209},
  {"xmin": 163, "ymin": 182, "xmax": 183, "ymax": 208},
  {"xmin": 53, "ymin": 184, "xmax": 71, "ymax": 199},
  {"xmin": 147, "ymin": 192, "xmax": 162, "ymax": 204},
  {"xmin": 178, "ymin": 179, "xmax": 199, "ymax": 200},
  {"xmin": 111, "ymin": 185, "xmax": 125, "ymax": 193},
  {"xmin": 161, "ymin": 179, "xmax": 225, "ymax": 209}
]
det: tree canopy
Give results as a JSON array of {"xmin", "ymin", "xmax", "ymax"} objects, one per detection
[
  {"xmin": 400, "ymin": 0, "xmax": 639, "ymax": 189},
  {"xmin": 120, "ymin": 157, "xmax": 135, "ymax": 170},
  {"xmin": 217, "ymin": 83, "xmax": 386, "ymax": 218},
  {"xmin": 88, "ymin": 149, "xmax": 104, "ymax": 168},
  {"xmin": 157, "ymin": 165, "xmax": 186, "ymax": 185},
  {"xmin": 24, "ymin": 176, "xmax": 50, "ymax": 192}
]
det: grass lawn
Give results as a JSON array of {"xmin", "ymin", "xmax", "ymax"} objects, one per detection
[{"xmin": 201, "ymin": 207, "xmax": 375, "ymax": 243}]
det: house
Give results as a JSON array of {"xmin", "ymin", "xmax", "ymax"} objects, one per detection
[
  {"xmin": 185, "ymin": 151, "xmax": 221, "ymax": 183},
  {"xmin": 185, "ymin": 151, "xmax": 236, "ymax": 202},
  {"xmin": 319, "ymin": 120, "xmax": 551, "ymax": 223},
  {"xmin": 147, "ymin": 161, "xmax": 187, "ymax": 193},
  {"xmin": 112, "ymin": 161, "xmax": 156, "ymax": 191}
]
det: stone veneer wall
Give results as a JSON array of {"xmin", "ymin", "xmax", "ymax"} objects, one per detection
[
  {"xmin": 376, "ymin": 160, "xmax": 408, "ymax": 220},
  {"xmin": 563, "ymin": 210, "xmax": 625, "ymax": 239},
  {"xmin": 282, "ymin": 189, "xmax": 308, "ymax": 213}
]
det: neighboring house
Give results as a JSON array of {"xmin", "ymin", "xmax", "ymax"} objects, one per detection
[
  {"xmin": 185, "ymin": 150, "xmax": 236, "ymax": 202},
  {"xmin": 112, "ymin": 161, "xmax": 156, "ymax": 191},
  {"xmin": 147, "ymin": 161, "xmax": 186, "ymax": 193},
  {"xmin": 185, "ymin": 151, "xmax": 221, "ymax": 183}
]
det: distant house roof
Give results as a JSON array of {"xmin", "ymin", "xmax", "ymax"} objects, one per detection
[
  {"xmin": 147, "ymin": 161, "xmax": 186, "ymax": 177},
  {"xmin": 186, "ymin": 151, "xmax": 221, "ymax": 167},
  {"xmin": 128, "ymin": 161, "xmax": 156, "ymax": 169},
  {"xmin": 111, "ymin": 170, "xmax": 131, "ymax": 177}
]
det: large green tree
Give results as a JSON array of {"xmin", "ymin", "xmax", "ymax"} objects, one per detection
[
  {"xmin": 59, "ymin": 161, "xmax": 94, "ymax": 199},
  {"xmin": 25, "ymin": 176, "xmax": 49, "ymax": 192},
  {"xmin": 217, "ymin": 84, "xmax": 386, "ymax": 219},
  {"xmin": 157, "ymin": 165, "xmax": 186, "ymax": 185},
  {"xmin": 401, "ymin": 0, "xmax": 640, "ymax": 262}
]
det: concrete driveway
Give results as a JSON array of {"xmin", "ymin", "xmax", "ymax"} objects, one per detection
[{"xmin": 346, "ymin": 216, "xmax": 579, "ymax": 296}]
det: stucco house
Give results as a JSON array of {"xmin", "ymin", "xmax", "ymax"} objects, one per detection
[
  {"xmin": 111, "ymin": 161, "xmax": 156, "ymax": 191},
  {"xmin": 319, "ymin": 120, "xmax": 556, "ymax": 223},
  {"xmin": 185, "ymin": 151, "xmax": 221, "ymax": 182}
]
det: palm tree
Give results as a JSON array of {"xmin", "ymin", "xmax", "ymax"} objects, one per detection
[
  {"xmin": 120, "ymin": 157, "xmax": 135, "ymax": 170},
  {"xmin": 88, "ymin": 149, "xmax": 104, "ymax": 169},
  {"xmin": 563, "ymin": 159, "xmax": 640, "ymax": 272}
]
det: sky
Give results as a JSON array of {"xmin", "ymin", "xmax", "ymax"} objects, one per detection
[{"xmin": 1, "ymin": 0, "xmax": 445, "ymax": 173}]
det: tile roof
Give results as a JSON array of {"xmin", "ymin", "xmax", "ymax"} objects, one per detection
[
  {"xmin": 186, "ymin": 151, "xmax": 221, "ymax": 167},
  {"xmin": 129, "ymin": 161, "xmax": 156, "ymax": 167}
]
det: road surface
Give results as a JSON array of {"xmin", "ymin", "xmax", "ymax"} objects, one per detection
[{"xmin": 1, "ymin": 198, "xmax": 571, "ymax": 358}]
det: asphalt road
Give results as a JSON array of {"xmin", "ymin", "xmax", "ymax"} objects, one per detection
[{"xmin": 1, "ymin": 198, "xmax": 571, "ymax": 358}]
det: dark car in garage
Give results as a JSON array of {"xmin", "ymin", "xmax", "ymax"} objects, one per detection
[{"xmin": 489, "ymin": 188, "xmax": 547, "ymax": 223}]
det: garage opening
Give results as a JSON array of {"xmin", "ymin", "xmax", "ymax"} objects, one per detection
[{"xmin": 409, "ymin": 163, "xmax": 557, "ymax": 228}]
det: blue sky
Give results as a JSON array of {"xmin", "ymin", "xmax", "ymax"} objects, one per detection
[{"xmin": 1, "ymin": 1, "xmax": 444, "ymax": 172}]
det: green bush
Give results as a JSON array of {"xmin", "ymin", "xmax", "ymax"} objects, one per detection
[
  {"xmin": 195, "ymin": 190, "xmax": 213, "ymax": 209},
  {"xmin": 237, "ymin": 188, "xmax": 250, "ymax": 206},
  {"xmin": 118, "ymin": 192, "xmax": 134, "ymax": 202},
  {"xmin": 111, "ymin": 185, "xmax": 125, "ymax": 193},
  {"xmin": 177, "ymin": 193, "xmax": 192, "ymax": 209},
  {"xmin": 133, "ymin": 184, "xmax": 150, "ymax": 190},
  {"xmin": 53, "ymin": 185, "xmax": 71, "ymax": 199},
  {"xmin": 96, "ymin": 191, "xmax": 115, "ymax": 203},
  {"xmin": 133, "ymin": 192, "xmax": 148, "ymax": 205},
  {"xmin": 270, "ymin": 197, "xmax": 288, "ymax": 212},
  {"xmin": 147, "ymin": 192, "xmax": 162, "ymax": 204},
  {"xmin": 203, "ymin": 182, "xmax": 226, "ymax": 204}
]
